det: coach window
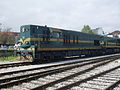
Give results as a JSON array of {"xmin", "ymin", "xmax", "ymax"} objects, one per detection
[
  {"xmin": 94, "ymin": 40, "xmax": 100, "ymax": 46},
  {"xmin": 52, "ymin": 32, "xmax": 60, "ymax": 38}
]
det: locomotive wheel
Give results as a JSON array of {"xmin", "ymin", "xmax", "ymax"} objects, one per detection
[
  {"xmin": 23, "ymin": 55, "xmax": 33, "ymax": 62},
  {"xmin": 19, "ymin": 55, "xmax": 33, "ymax": 62}
]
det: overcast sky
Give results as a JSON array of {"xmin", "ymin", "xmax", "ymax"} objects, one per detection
[{"xmin": 0, "ymin": 0, "xmax": 120, "ymax": 33}]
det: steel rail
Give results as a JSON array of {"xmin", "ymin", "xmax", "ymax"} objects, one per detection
[
  {"xmin": 0, "ymin": 58, "xmax": 107, "ymax": 86},
  {"xmin": 0, "ymin": 55, "xmax": 117, "ymax": 77},
  {"xmin": 31, "ymin": 58, "xmax": 115, "ymax": 90},
  {"xmin": 0, "ymin": 61, "xmax": 32, "ymax": 69},
  {"xmin": 105, "ymin": 80, "xmax": 120, "ymax": 90},
  {"xmin": 0, "ymin": 56, "xmax": 117, "ymax": 89},
  {"xmin": 56, "ymin": 64, "xmax": 120, "ymax": 90}
]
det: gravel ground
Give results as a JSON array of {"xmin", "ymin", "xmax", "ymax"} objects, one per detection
[
  {"xmin": 45, "ymin": 59, "xmax": 120, "ymax": 90},
  {"xmin": 4, "ymin": 59, "xmax": 119, "ymax": 90},
  {"xmin": 70, "ymin": 59, "xmax": 120, "ymax": 90},
  {"xmin": 0, "ymin": 53, "xmax": 120, "ymax": 90}
]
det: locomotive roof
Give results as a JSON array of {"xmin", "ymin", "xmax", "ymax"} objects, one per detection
[{"xmin": 21, "ymin": 25, "xmax": 119, "ymax": 40}]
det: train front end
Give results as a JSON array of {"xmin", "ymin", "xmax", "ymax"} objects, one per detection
[{"xmin": 16, "ymin": 25, "xmax": 36, "ymax": 62}]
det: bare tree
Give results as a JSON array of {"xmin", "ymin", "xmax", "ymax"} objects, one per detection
[{"xmin": 0, "ymin": 27, "xmax": 15, "ymax": 44}]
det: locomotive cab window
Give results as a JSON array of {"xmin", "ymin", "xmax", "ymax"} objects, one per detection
[
  {"xmin": 21, "ymin": 28, "xmax": 25, "ymax": 32},
  {"xmin": 21, "ymin": 28, "xmax": 29, "ymax": 32},
  {"xmin": 94, "ymin": 40, "xmax": 100, "ymax": 46},
  {"xmin": 25, "ymin": 29, "xmax": 29, "ymax": 32}
]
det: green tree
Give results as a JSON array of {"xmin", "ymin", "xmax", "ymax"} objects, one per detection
[{"xmin": 81, "ymin": 25, "xmax": 92, "ymax": 34}]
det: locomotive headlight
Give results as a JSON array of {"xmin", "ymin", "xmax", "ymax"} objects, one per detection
[{"xmin": 25, "ymin": 41, "xmax": 29, "ymax": 45}]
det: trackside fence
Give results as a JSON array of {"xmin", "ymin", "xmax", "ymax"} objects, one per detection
[{"xmin": 0, "ymin": 50, "xmax": 16, "ymax": 57}]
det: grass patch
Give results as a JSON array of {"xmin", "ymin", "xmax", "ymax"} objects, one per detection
[{"xmin": 0, "ymin": 56, "xmax": 19, "ymax": 62}]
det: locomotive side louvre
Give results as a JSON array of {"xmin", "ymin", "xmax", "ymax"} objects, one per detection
[{"xmin": 16, "ymin": 25, "xmax": 120, "ymax": 62}]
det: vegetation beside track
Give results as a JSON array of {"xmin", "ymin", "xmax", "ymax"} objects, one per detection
[{"xmin": 0, "ymin": 56, "xmax": 19, "ymax": 62}]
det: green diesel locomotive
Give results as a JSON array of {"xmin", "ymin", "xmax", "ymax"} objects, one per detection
[{"xmin": 16, "ymin": 25, "xmax": 120, "ymax": 62}]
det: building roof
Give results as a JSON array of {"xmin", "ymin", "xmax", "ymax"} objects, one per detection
[
  {"xmin": 108, "ymin": 30, "xmax": 120, "ymax": 35},
  {"xmin": 0, "ymin": 32, "xmax": 20, "ymax": 36}
]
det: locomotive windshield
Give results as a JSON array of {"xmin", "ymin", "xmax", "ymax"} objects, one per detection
[{"xmin": 21, "ymin": 28, "xmax": 29, "ymax": 32}]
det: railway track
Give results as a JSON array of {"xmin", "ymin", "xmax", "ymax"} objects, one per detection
[
  {"xmin": 30, "ymin": 56, "xmax": 120, "ymax": 90},
  {"xmin": 0, "ymin": 55, "xmax": 120, "ymax": 90},
  {"xmin": 0, "ymin": 61, "xmax": 32, "ymax": 69},
  {"xmin": 54, "ymin": 63, "xmax": 120, "ymax": 90}
]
